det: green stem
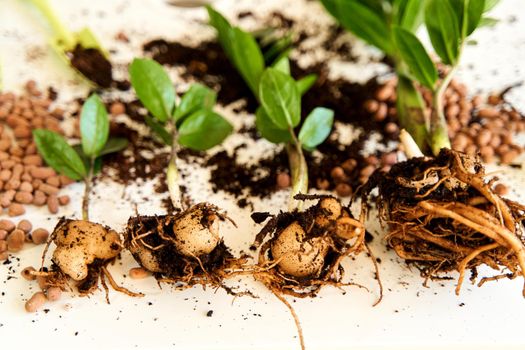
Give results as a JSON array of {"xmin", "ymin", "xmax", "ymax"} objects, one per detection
[
  {"xmin": 30, "ymin": 0, "xmax": 75, "ymax": 49},
  {"xmin": 395, "ymin": 75, "xmax": 429, "ymax": 153},
  {"xmin": 429, "ymin": 66, "xmax": 455, "ymax": 155},
  {"xmin": 286, "ymin": 130, "xmax": 308, "ymax": 211},
  {"xmin": 81, "ymin": 157, "xmax": 95, "ymax": 221},
  {"xmin": 167, "ymin": 123, "xmax": 181, "ymax": 210}
]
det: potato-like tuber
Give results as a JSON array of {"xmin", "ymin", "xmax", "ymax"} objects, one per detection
[
  {"xmin": 52, "ymin": 219, "xmax": 121, "ymax": 280},
  {"xmin": 125, "ymin": 203, "xmax": 242, "ymax": 290}
]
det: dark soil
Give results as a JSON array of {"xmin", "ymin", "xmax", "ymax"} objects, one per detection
[{"xmin": 69, "ymin": 45, "xmax": 113, "ymax": 88}]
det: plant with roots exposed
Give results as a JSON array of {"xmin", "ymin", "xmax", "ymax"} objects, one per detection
[
  {"xmin": 251, "ymin": 195, "xmax": 380, "ymax": 350},
  {"xmin": 124, "ymin": 203, "xmax": 246, "ymax": 292},
  {"xmin": 360, "ymin": 145, "xmax": 525, "ymax": 297},
  {"xmin": 32, "ymin": 218, "xmax": 143, "ymax": 303}
]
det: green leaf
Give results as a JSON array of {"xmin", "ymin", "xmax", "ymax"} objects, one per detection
[
  {"xmin": 258, "ymin": 68, "xmax": 301, "ymax": 130},
  {"xmin": 393, "ymin": 26, "xmax": 437, "ymax": 89},
  {"xmin": 255, "ymin": 107, "xmax": 291, "ymax": 144},
  {"xmin": 298, "ymin": 107, "xmax": 334, "ymax": 150},
  {"xmin": 73, "ymin": 145, "xmax": 102, "ymax": 175},
  {"xmin": 272, "ymin": 56, "xmax": 291, "ymax": 75},
  {"xmin": 263, "ymin": 34, "xmax": 293, "ymax": 65},
  {"xmin": 33, "ymin": 129, "xmax": 87, "ymax": 180},
  {"xmin": 145, "ymin": 115, "xmax": 173, "ymax": 145},
  {"xmin": 129, "ymin": 58, "xmax": 176, "ymax": 122},
  {"xmin": 448, "ymin": 0, "xmax": 485, "ymax": 37},
  {"xmin": 296, "ymin": 74, "xmax": 317, "ymax": 95},
  {"xmin": 425, "ymin": 0, "xmax": 460, "ymax": 65},
  {"xmin": 320, "ymin": 0, "xmax": 394, "ymax": 55},
  {"xmin": 206, "ymin": 6, "xmax": 235, "ymax": 59},
  {"xmin": 484, "ymin": 0, "xmax": 500, "ymax": 11},
  {"xmin": 98, "ymin": 137, "xmax": 128, "ymax": 156},
  {"xmin": 393, "ymin": 0, "xmax": 427, "ymax": 32},
  {"xmin": 479, "ymin": 16, "xmax": 499, "ymax": 27},
  {"xmin": 174, "ymin": 83, "xmax": 217, "ymax": 122},
  {"xmin": 79, "ymin": 94, "xmax": 109, "ymax": 157},
  {"xmin": 229, "ymin": 27, "xmax": 265, "ymax": 97},
  {"xmin": 178, "ymin": 110, "xmax": 232, "ymax": 151}
]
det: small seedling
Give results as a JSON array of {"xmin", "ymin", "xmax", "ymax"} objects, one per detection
[
  {"xmin": 126, "ymin": 58, "xmax": 239, "ymax": 289},
  {"xmin": 31, "ymin": 96, "xmax": 138, "ymax": 301},
  {"xmin": 33, "ymin": 94, "xmax": 128, "ymax": 220},
  {"xmin": 27, "ymin": 0, "xmax": 113, "ymax": 87},
  {"xmin": 320, "ymin": 0, "xmax": 499, "ymax": 155},
  {"xmin": 128, "ymin": 57, "xmax": 232, "ymax": 208},
  {"xmin": 207, "ymin": 7, "xmax": 331, "ymax": 209}
]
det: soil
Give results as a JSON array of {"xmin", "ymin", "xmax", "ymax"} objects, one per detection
[{"xmin": 69, "ymin": 45, "xmax": 113, "ymax": 88}]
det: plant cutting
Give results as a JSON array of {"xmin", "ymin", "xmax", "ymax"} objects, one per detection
[
  {"xmin": 320, "ymin": 0, "xmax": 499, "ymax": 155},
  {"xmin": 360, "ymin": 130, "xmax": 525, "ymax": 297},
  {"xmin": 124, "ymin": 58, "xmax": 242, "ymax": 290},
  {"xmin": 27, "ymin": 0, "xmax": 113, "ymax": 87},
  {"xmin": 31, "ymin": 94, "xmax": 139, "ymax": 301}
]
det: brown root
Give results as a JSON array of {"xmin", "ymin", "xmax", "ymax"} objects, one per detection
[{"xmin": 360, "ymin": 148, "xmax": 525, "ymax": 296}]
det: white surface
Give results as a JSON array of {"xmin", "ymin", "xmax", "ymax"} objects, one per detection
[{"xmin": 1, "ymin": 0, "xmax": 525, "ymax": 349}]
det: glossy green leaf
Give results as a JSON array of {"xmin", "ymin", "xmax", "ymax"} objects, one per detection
[
  {"xmin": 206, "ymin": 6, "xmax": 235, "ymax": 59},
  {"xmin": 98, "ymin": 137, "xmax": 128, "ymax": 156},
  {"xmin": 178, "ymin": 110, "xmax": 232, "ymax": 151},
  {"xmin": 174, "ymin": 83, "xmax": 217, "ymax": 122},
  {"xmin": 258, "ymin": 68, "xmax": 301, "ymax": 130},
  {"xmin": 33, "ymin": 129, "xmax": 87, "ymax": 180},
  {"xmin": 393, "ymin": 26, "xmax": 437, "ymax": 89},
  {"xmin": 255, "ymin": 107, "xmax": 291, "ymax": 144},
  {"xmin": 448, "ymin": 0, "xmax": 485, "ymax": 37},
  {"xmin": 263, "ymin": 34, "xmax": 293, "ymax": 65},
  {"xmin": 272, "ymin": 56, "xmax": 291, "ymax": 75},
  {"xmin": 296, "ymin": 74, "xmax": 317, "ymax": 95},
  {"xmin": 229, "ymin": 27, "xmax": 265, "ymax": 96},
  {"xmin": 145, "ymin": 115, "xmax": 173, "ymax": 145},
  {"xmin": 298, "ymin": 107, "xmax": 334, "ymax": 150},
  {"xmin": 320, "ymin": 0, "xmax": 394, "ymax": 55},
  {"xmin": 393, "ymin": 0, "xmax": 427, "ymax": 32},
  {"xmin": 73, "ymin": 145, "xmax": 102, "ymax": 175},
  {"xmin": 484, "ymin": 0, "xmax": 500, "ymax": 11},
  {"xmin": 425, "ymin": 0, "xmax": 460, "ymax": 65},
  {"xmin": 79, "ymin": 94, "xmax": 109, "ymax": 157},
  {"xmin": 129, "ymin": 58, "xmax": 175, "ymax": 122}
]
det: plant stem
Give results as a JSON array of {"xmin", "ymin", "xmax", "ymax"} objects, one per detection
[
  {"xmin": 395, "ymin": 75, "xmax": 429, "ymax": 153},
  {"xmin": 286, "ymin": 130, "xmax": 308, "ymax": 211},
  {"xmin": 30, "ymin": 0, "xmax": 76, "ymax": 49},
  {"xmin": 167, "ymin": 124, "xmax": 181, "ymax": 209},
  {"xmin": 81, "ymin": 157, "xmax": 95, "ymax": 221},
  {"xmin": 429, "ymin": 66, "xmax": 455, "ymax": 156}
]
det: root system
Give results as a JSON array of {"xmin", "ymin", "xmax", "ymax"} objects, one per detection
[{"xmin": 360, "ymin": 148, "xmax": 525, "ymax": 296}]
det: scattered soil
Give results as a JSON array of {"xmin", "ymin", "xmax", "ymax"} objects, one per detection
[{"xmin": 68, "ymin": 45, "xmax": 113, "ymax": 88}]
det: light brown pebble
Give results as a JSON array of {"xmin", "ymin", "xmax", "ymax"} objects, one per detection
[
  {"xmin": 373, "ymin": 103, "xmax": 388, "ymax": 122},
  {"xmin": 487, "ymin": 94, "xmax": 502, "ymax": 105},
  {"xmin": 47, "ymin": 195, "xmax": 59, "ymax": 214},
  {"xmin": 476, "ymin": 129, "xmax": 492, "ymax": 147},
  {"xmin": 46, "ymin": 286, "xmax": 62, "ymax": 301},
  {"xmin": 0, "ymin": 219, "xmax": 15, "ymax": 232},
  {"xmin": 13, "ymin": 126, "xmax": 32, "ymax": 139},
  {"xmin": 363, "ymin": 99, "xmax": 379, "ymax": 113},
  {"xmin": 375, "ymin": 85, "xmax": 393, "ymax": 101},
  {"xmin": 17, "ymin": 219, "xmax": 32, "ymax": 233},
  {"xmin": 25, "ymin": 292, "xmax": 47, "ymax": 313},
  {"xmin": 7, "ymin": 229, "xmax": 25, "ymax": 252},
  {"xmin": 0, "ymin": 169, "xmax": 11, "ymax": 182},
  {"xmin": 30, "ymin": 167, "xmax": 55, "ymax": 179},
  {"xmin": 501, "ymin": 150, "xmax": 519, "ymax": 164},
  {"xmin": 58, "ymin": 195, "xmax": 70, "ymax": 206},
  {"xmin": 316, "ymin": 178, "xmax": 330, "ymax": 190},
  {"xmin": 0, "ymin": 230, "xmax": 7, "ymax": 240},
  {"xmin": 365, "ymin": 155, "xmax": 379, "ymax": 166},
  {"xmin": 21, "ymin": 266, "xmax": 36, "ymax": 281},
  {"xmin": 384, "ymin": 122, "xmax": 398, "ymax": 134},
  {"xmin": 276, "ymin": 172, "xmax": 290, "ymax": 189},
  {"xmin": 1, "ymin": 189, "xmax": 16, "ymax": 208},
  {"xmin": 36, "ymin": 276, "xmax": 49, "ymax": 290},
  {"xmin": 494, "ymin": 183, "xmax": 509, "ymax": 196},
  {"xmin": 31, "ymin": 228, "xmax": 49, "ymax": 245},
  {"xmin": 341, "ymin": 159, "xmax": 357, "ymax": 173},
  {"xmin": 110, "ymin": 102, "xmax": 126, "ymax": 116},
  {"xmin": 0, "ymin": 240, "xmax": 6, "ymax": 252},
  {"xmin": 39, "ymin": 183, "xmax": 59, "ymax": 195},
  {"xmin": 46, "ymin": 176, "xmax": 60, "ymax": 187},
  {"xmin": 335, "ymin": 183, "xmax": 352, "ymax": 197},
  {"xmin": 360, "ymin": 165, "xmax": 376, "ymax": 178},
  {"xmin": 8, "ymin": 203, "xmax": 25, "ymax": 217},
  {"xmin": 14, "ymin": 191, "xmax": 33, "ymax": 204},
  {"xmin": 330, "ymin": 166, "xmax": 346, "ymax": 181},
  {"xmin": 129, "ymin": 267, "xmax": 151, "ymax": 279},
  {"xmin": 478, "ymin": 107, "xmax": 499, "ymax": 119},
  {"xmin": 381, "ymin": 152, "xmax": 397, "ymax": 165},
  {"xmin": 19, "ymin": 181, "xmax": 33, "ymax": 192},
  {"xmin": 22, "ymin": 154, "xmax": 42, "ymax": 166},
  {"xmin": 32, "ymin": 191, "xmax": 47, "ymax": 206},
  {"xmin": 59, "ymin": 175, "xmax": 75, "ymax": 186}
]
